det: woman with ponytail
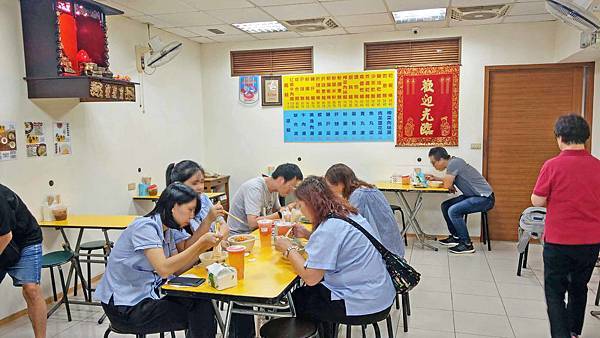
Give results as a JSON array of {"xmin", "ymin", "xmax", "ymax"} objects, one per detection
[
  {"xmin": 166, "ymin": 160, "xmax": 227, "ymax": 239},
  {"xmin": 95, "ymin": 183, "xmax": 222, "ymax": 337},
  {"xmin": 325, "ymin": 163, "xmax": 405, "ymax": 257}
]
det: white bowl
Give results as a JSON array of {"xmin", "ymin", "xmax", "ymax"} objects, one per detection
[
  {"xmin": 198, "ymin": 251, "xmax": 228, "ymax": 268},
  {"xmin": 227, "ymin": 234, "xmax": 256, "ymax": 253},
  {"xmin": 429, "ymin": 181, "xmax": 443, "ymax": 188}
]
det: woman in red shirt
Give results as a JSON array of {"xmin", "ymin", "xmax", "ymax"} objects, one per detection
[{"xmin": 531, "ymin": 114, "xmax": 600, "ymax": 338}]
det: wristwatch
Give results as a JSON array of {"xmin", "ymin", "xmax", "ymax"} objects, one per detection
[{"xmin": 284, "ymin": 246, "xmax": 299, "ymax": 258}]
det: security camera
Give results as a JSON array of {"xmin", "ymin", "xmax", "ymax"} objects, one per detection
[{"xmin": 411, "ymin": 27, "xmax": 420, "ymax": 35}]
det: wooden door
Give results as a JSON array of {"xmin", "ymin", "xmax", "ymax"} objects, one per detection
[{"xmin": 483, "ymin": 63, "xmax": 594, "ymax": 241}]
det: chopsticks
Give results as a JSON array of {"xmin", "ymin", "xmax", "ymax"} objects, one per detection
[
  {"xmin": 284, "ymin": 227, "xmax": 293, "ymax": 238},
  {"xmin": 223, "ymin": 210, "xmax": 249, "ymax": 227}
]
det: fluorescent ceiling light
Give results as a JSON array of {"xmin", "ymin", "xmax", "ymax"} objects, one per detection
[
  {"xmin": 393, "ymin": 8, "xmax": 447, "ymax": 24},
  {"xmin": 232, "ymin": 21, "xmax": 287, "ymax": 33}
]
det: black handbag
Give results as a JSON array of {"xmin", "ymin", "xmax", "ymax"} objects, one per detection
[
  {"xmin": 0, "ymin": 240, "xmax": 21, "ymax": 269},
  {"xmin": 327, "ymin": 214, "xmax": 421, "ymax": 294}
]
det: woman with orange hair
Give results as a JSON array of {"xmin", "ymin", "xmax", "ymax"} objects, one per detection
[{"xmin": 274, "ymin": 176, "xmax": 395, "ymax": 338}]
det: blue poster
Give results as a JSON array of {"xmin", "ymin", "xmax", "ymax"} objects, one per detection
[{"xmin": 284, "ymin": 109, "xmax": 394, "ymax": 143}]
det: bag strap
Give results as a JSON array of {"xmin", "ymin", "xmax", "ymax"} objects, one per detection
[{"xmin": 326, "ymin": 214, "xmax": 392, "ymax": 258}]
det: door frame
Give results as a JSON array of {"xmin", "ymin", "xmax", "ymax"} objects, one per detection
[{"xmin": 482, "ymin": 62, "xmax": 595, "ymax": 178}]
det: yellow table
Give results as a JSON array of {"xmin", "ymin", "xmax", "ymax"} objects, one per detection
[
  {"xmin": 39, "ymin": 215, "xmax": 137, "ymax": 314},
  {"xmin": 133, "ymin": 192, "xmax": 226, "ymax": 203},
  {"xmin": 376, "ymin": 182, "xmax": 449, "ymax": 251},
  {"xmin": 162, "ymin": 230, "xmax": 302, "ymax": 335}
]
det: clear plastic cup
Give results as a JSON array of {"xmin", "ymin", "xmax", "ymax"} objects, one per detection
[{"xmin": 226, "ymin": 245, "xmax": 246, "ymax": 279}]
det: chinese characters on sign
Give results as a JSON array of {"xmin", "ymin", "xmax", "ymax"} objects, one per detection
[
  {"xmin": 89, "ymin": 81, "xmax": 135, "ymax": 101},
  {"xmin": 396, "ymin": 65, "xmax": 459, "ymax": 146},
  {"xmin": 283, "ymin": 71, "xmax": 395, "ymax": 142}
]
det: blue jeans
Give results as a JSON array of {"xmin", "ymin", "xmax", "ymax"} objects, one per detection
[
  {"xmin": 0, "ymin": 243, "xmax": 42, "ymax": 286},
  {"xmin": 441, "ymin": 194, "xmax": 495, "ymax": 245}
]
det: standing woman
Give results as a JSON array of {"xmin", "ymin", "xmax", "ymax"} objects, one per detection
[
  {"xmin": 325, "ymin": 163, "xmax": 405, "ymax": 257},
  {"xmin": 95, "ymin": 183, "xmax": 222, "ymax": 337},
  {"xmin": 531, "ymin": 114, "xmax": 600, "ymax": 338},
  {"xmin": 166, "ymin": 160, "xmax": 227, "ymax": 236},
  {"xmin": 274, "ymin": 176, "xmax": 396, "ymax": 338}
]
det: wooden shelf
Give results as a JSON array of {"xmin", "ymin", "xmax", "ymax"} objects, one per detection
[
  {"xmin": 204, "ymin": 176, "xmax": 230, "ymax": 211},
  {"xmin": 24, "ymin": 76, "xmax": 137, "ymax": 102}
]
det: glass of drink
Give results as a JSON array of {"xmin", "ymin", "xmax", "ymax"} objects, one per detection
[
  {"xmin": 226, "ymin": 245, "xmax": 245, "ymax": 279},
  {"xmin": 257, "ymin": 219, "xmax": 273, "ymax": 248}
]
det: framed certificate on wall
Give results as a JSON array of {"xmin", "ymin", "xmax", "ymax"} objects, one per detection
[{"xmin": 261, "ymin": 75, "xmax": 282, "ymax": 106}]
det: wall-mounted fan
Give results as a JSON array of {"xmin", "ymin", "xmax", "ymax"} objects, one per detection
[
  {"xmin": 136, "ymin": 35, "xmax": 183, "ymax": 74},
  {"xmin": 546, "ymin": 0, "xmax": 600, "ymax": 31}
]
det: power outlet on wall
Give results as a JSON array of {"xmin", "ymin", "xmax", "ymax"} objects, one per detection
[
  {"xmin": 127, "ymin": 183, "xmax": 136, "ymax": 191},
  {"xmin": 470, "ymin": 143, "xmax": 482, "ymax": 150}
]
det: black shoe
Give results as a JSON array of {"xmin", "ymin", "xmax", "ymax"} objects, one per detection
[
  {"xmin": 449, "ymin": 243, "xmax": 475, "ymax": 254},
  {"xmin": 438, "ymin": 236, "xmax": 459, "ymax": 246}
]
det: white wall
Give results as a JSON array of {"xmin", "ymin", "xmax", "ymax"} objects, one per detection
[
  {"xmin": 0, "ymin": 0, "xmax": 205, "ymax": 320},
  {"xmin": 200, "ymin": 21, "xmax": 558, "ymax": 238}
]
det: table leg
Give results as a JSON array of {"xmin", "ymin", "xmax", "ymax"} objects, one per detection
[
  {"xmin": 287, "ymin": 291, "xmax": 296, "ymax": 317},
  {"xmin": 102, "ymin": 230, "xmax": 112, "ymax": 255},
  {"xmin": 223, "ymin": 301, "xmax": 234, "ymax": 338},
  {"xmin": 212, "ymin": 300, "xmax": 225, "ymax": 334},
  {"xmin": 396, "ymin": 191, "xmax": 438, "ymax": 251},
  {"xmin": 64, "ymin": 228, "xmax": 90, "ymax": 302}
]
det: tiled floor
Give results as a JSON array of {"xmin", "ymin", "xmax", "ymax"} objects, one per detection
[{"xmin": 1, "ymin": 240, "xmax": 599, "ymax": 337}]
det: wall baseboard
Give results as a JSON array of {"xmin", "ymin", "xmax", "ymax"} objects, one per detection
[{"xmin": 0, "ymin": 274, "xmax": 104, "ymax": 325}]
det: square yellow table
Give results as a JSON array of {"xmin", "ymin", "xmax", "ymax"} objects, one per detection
[
  {"xmin": 162, "ymin": 230, "xmax": 302, "ymax": 335},
  {"xmin": 376, "ymin": 182, "xmax": 449, "ymax": 251},
  {"xmin": 39, "ymin": 215, "xmax": 137, "ymax": 315}
]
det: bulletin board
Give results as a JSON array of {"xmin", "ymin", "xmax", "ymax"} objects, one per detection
[{"xmin": 282, "ymin": 71, "xmax": 395, "ymax": 143}]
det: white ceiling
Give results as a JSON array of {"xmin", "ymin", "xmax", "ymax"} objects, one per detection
[{"xmin": 96, "ymin": 0, "xmax": 556, "ymax": 43}]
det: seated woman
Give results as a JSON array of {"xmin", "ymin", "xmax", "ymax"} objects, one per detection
[
  {"xmin": 274, "ymin": 176, "xmax": 396, "ymax": 338},
  {"xmin": 166, "ymin": 160, "xmax": 226, "ymax": 235},
  {"xmin": 325, "ymin": 163, "xmax": 405, "ymax": 258},
  {"xmin": 95, "ymin": 183, "xmax": 223, "ymax": 337}
]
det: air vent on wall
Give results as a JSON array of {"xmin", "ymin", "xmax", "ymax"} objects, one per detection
[
  {"xmin": 450, "ymin": 4, "xmax": 511, "ymax": 21},
  {"xmin": 282, "ymin": 17, "xmax": 339, "ymax": 32}
]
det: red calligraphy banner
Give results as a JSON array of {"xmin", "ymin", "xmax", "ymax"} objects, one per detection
[{"xmin": 396, "ymin": 65, "xmax": 459, "ymax": 146}]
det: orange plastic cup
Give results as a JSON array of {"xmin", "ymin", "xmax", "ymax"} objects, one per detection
[
  {"xmin": 276, "ymin": 222, "xmax": 293, "ymax": 236},
  {"xmin": 401, "ymin": 175, "xmax": 410, "ymax": 185},
  {"xmin": 226, "ymin": 245, "xmax": 245, "ymax": 279},
  {"xmin": 257, "ymin": 219, "xmax": 273, "ymax": 248}
]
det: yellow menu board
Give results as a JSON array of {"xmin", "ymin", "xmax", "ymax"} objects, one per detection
[{"xmin": 283, "ymin": 70, "xmax": 395, "ymax": 110}]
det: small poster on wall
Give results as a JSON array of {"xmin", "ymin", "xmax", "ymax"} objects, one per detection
[
  {"xmin": 24, "ymin": 122, "xmax": 48, "ymax": 157},
  {"xmin": 54, "ymin": 122, "xmax": 72, "ymax": 156},
  {"xmin": 239, "ymin": 75, "xmax": 259, "ymax": 104},
  {"xmin": 261, "ymin": 76, "xmax": 282, "ymax": 106},
  {"xmin": 0, "ymin": 121, "xmax": 17, "ymax": 161}
]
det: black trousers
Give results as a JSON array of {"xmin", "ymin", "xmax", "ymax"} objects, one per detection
[
  {"xmin": 543, "ymin": 242, "xmax": 600, "ymax": 338},
  {"xmin": 102, "ymin": 296, "xmax": 217, "ymax": 338},
  {"xmin": 292, "ymin": 283, "xmax": 391, "ymax": 338}
]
